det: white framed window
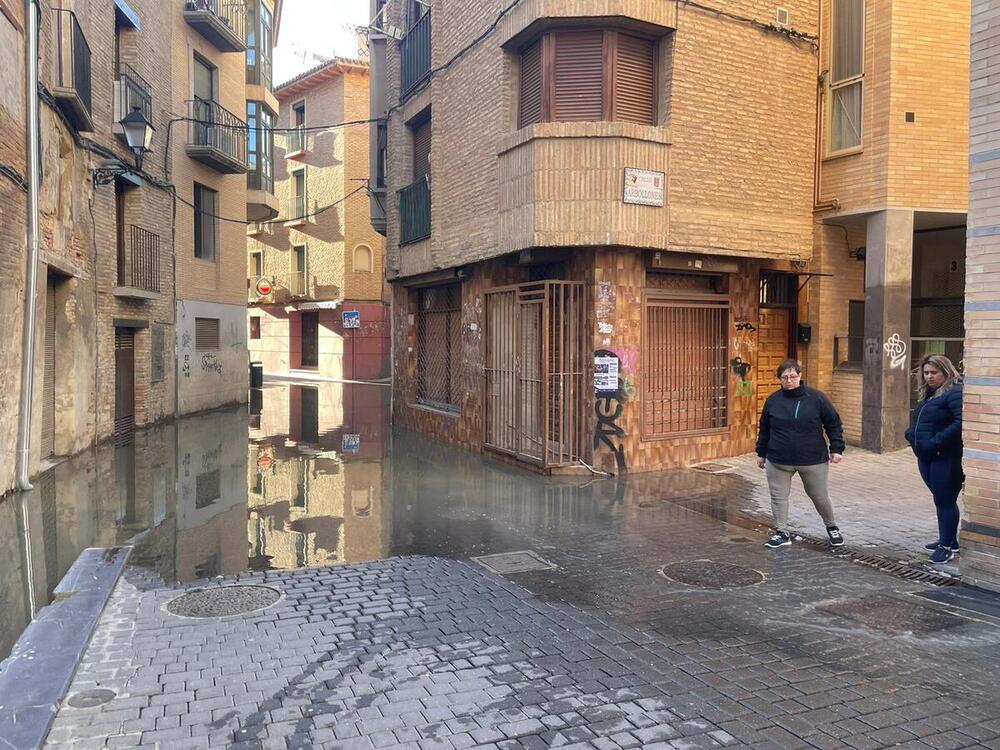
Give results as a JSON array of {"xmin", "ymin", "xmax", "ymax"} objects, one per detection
[{"xmin": 829, "ymin": 0, "xmax": 864, "ymax": 154}]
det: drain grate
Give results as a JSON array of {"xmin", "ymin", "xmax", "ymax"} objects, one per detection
[
  {"xmin": 67, "ymin": 689, "xmax": 116, "ymax": 708},
  {"xmin": 472, "ymin": 550, "xmax": 557, "ymax": 575},
  {"xmin": 819, "ymin": 593, "xmax": 973, "ymax": 635},
  {"xmin": 793, "ymin": 536, "xmax": 959, "ymax": 586},
  {"xmin": 660, "ymin": 560, "xmax": 765, "ymax": 589},
  {"xmin": 166, "ymin": 585, "xmax": 280, "ymax": 618}
]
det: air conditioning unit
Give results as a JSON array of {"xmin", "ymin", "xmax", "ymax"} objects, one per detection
[{"xmin": 775, "ymin": 7, "xmax": 790, "ymax": 27}]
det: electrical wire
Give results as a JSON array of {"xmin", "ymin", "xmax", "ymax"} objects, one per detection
[
  {"xmin": 172, "ymin": 183, "xmax": 369, "ymax": 226},
  {"xmin": 1, "ymin": 163, "xmax": 29, "ymax": 192},
  {"xmin": 172, "ymin": 115, "xmax": 380, "ymax": 133},
  {"xmin": 677, "ymin": 0, "xmax": 818, "ymax": 47}
]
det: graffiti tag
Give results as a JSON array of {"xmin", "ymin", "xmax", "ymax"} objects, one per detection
[
  {"xmin": 593, "ymin": 349, "xmax": 627, "ymax": 473},
  {"xmin": 730, "ymin": 357, "xmax": 753, "ymax": 399},
  {"xmin": 182, "ymin": 354, "xmax": 191, "ymax": 379},
  {"xmin": 201, "ymin": 353, "xmax": 224, "ymax": 375},
  {"xmin": 883, "ymin": 333, "xmax": 907, "ymax": 370},
  {"xmin": 735, "ymin": 320, "xmax": 757, "ymax": 332}
]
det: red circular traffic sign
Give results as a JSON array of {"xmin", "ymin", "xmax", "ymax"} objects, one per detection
[
  {"xmin": 257, "ymin": 455, "xmax": 272, "ymax": 471},
  {"xmin": 255, "ymin": 277, "xmax": 273, "ymax": 296}
]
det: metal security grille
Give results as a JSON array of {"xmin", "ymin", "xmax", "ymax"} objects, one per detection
[
  {"xmin": 484, "ymin": 281, "xmax": 586, "ymax": 468},
  {"xmin": 643, "ymin": 296, "xmax": 729, "ymax": 437},
  {"xmin": 417, "ymin": 284, "xmax": 462, "ymax": 410},
  {"xmin": 195, "ymin": 317, "xmax": 220, "ymax": 350},
  {"xmin": 114, "ymin": 328, "xmax": 135, "ymax": 446},
  {"xmin": 759, "ymin": 271, "xmax": 797, "ymax": 307},
  {"xmin": 41, "ymin": 281, "xmax": 57, "ymax": 458}
]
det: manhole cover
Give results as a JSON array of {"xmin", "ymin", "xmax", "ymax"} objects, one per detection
[
  {"xmin": 818, "ymin": 593, "xmax": 973, "ymax": 635},
  {"xmin": 472, "ymin": 550, "xmax": 556, "ymax": 575},
  {"xmin": 166, "ymin": 585, "xmax": 280, "ymax": 618},
  {"xmin": 67, "ymin": 689, "xmax": 116, "ymax": 708},
  {"xmin": 660, "ymin": 560, "xmax": 764, "ymax": 589}
]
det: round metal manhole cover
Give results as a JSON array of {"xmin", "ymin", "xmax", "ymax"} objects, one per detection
[
  {"xmin": 166, "ymin": 585, "xmax": 280, "ymax": 618},
  {"xmin": 660, "ymin": 560, "xmax": 765, "ymax": 589},
  {"xmin": 67, "ymin": 689, "xmax": 116, "ymax": 708}
]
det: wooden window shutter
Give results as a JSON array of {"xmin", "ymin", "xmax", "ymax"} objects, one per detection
[
  {"xmin": 195, "ymin": 317, "xmax": 220, "ymax": 350},
  {"xmin": 412, "ymin": 119, "xmax": 431, "ymax": 179},
  {"xmin": 614, "ymin": 34, "xmax": 656, "ymax": 124},
  {"xmin": 553, "ymin": 31, "xmax": 604, "ymax": 121},
  {"xmin": 518, "ymin": 39, "xmax": 543, "ymax": 128}
]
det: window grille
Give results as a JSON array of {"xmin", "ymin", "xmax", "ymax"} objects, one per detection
[{"xmin": 416, "ymin": 284, "xmax": 462, "ymax": 411}]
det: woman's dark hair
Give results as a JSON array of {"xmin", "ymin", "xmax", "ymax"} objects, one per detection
[{"xmin": 776, "ymin": 359, "xmax": 801, "ymax": 379}]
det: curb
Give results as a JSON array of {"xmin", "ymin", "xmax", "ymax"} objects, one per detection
[{"xmin": 0, "ymin": 546, "xmax": 131, "ymax": 750}]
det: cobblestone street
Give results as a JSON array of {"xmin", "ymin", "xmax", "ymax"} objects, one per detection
[{"xmin": 43, "ymin": 438, "xmax": 1000, "ymax": 750}]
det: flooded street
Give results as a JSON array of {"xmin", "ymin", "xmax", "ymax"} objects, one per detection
[{"xmin": 1, "ymin": 380, "xmax": 762, "ymax": 662}]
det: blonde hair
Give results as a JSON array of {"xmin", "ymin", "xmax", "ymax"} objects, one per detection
[{"xmin": 916, "ymin": 354, "xmax": 961, "ymax": 402}]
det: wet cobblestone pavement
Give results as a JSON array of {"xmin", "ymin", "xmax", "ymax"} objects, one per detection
[{"xmin": 44, "ymin": 436, "xmax": 1000, "ymax": 750}]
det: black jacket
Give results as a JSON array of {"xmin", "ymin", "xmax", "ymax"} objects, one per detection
[
  {"xmin": 756, "ymin": 385, "xmax": 846, "ymax": 466},
  {"xmin": 905, "ymin": 386, "xmax": 963, "ymax": 461}
]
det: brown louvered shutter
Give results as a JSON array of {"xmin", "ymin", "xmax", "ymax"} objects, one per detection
[
  {"xmin": 614, "ymin": 34, "xmax": 656, "ymax": 124},
  {"xmin": 195, "ymin": 317, "xmax": 220, "ymax": 350},
  {"xmin": 518, "ymin": 39, "xmax": 542, "ymax": 128},
  {"xmin": 412, "ymin": 119, "xmax": 431, "ymax": 179},
  {"xmin": 553, "ymin": 31, "xmax": 604, "ymax": 121}
]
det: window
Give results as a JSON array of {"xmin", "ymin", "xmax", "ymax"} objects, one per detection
[
  {"xmin": 247, "ymin": 102, "xmax": 274, "ymax": 191},
  {"xmin": 518, "ymin": 30, "xmax": 657, "ymax": 128},
  {"xmin": 643, "ymin": 282, "xmax": 729, "ymax": 437},
  {"xmin": 292, "ymin": 169, "xmax": 306, "ymax": 218},
  {"xmin": 195, "ymin": 317, "xmax": 220, "ymax": 350},
  {"xmin": 836, "ymin": 300, "xmax": 865, "ymax": 368},
  {"xmin": 375, "ymin": 120, "xmax": 387, "ymax": 189},
  {"xmin": 353, "ymin": 244, "xmax": 373, "ymax": 273},
  {"xmin": 416, "ymin": 284, "xmax": 462, "ymax": 411},
  {"xmin": 830, "ymin": 0, "xmax": 864, "ymax": 152},
  {"xmin": 289, "ymin": 101, "xmax": 306, "ymax": 154},
  {"xmin": 293, "ymin": 100, "xmax": 305, "ymax": 127},
  {"xmin": 193, "ymin": 183, "xmax": 217, "ymax": 260},
  {"xmin": 251, "ymin": 251, "xmax": 263, "ymax": 278},
  {"xmin": 250, "ymin": 316, "xmax": 261, "ymax": 339},
  {"xmin": 292, "ymin": 244, "xmax": 307, "ymax": 295},
  {"xmin": 412, "ymin": 118, "xmax": 430, "ymax": 180}
]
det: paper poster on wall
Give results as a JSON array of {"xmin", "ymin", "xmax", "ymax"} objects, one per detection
[{"xmin": 594, "ymin": 355, "xmax": 619, "ymax": 392}]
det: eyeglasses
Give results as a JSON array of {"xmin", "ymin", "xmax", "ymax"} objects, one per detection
[{"xmin": 779, "ymin": 373, "xmax": 801, "ymax": 381}]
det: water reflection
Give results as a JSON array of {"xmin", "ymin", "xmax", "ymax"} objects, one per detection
[{"xmin": 1, "ymin": 378, "xmax": 754, "ymax": 662}]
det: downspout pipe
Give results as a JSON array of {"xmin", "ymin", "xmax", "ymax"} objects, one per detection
[{"xmin": 16, "ymin": 0, "xmax": 41, "ymax": 491}]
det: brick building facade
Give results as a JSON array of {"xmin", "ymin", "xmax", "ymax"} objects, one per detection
[
  {"xmin": 370, "ymin": 0, "xmax": 970, "ymax": 476},
  {"xmin": 248, "ymin": 58, "xmax": 389, "ymax": 382},
  {"xmin": 966, "ymin": 0, "xmax": 1000, "ymax": 588},
  {"xmin": 1, "ymin": 0, "xmax": 281, "ymax": 496}
]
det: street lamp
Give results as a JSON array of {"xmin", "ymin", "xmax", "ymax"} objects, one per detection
[{"xmin": 119, "ymin": 106, "xmax": 154, "ymax": 170}]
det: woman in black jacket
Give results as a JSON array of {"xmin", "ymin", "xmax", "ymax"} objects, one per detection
[
  {"xmin": 756, "ymin": 359, "xmax": 846, "ymax": 549},
  {"xmin": 905, "ymin": 354, "xmax": 964, "ymax": 563}
]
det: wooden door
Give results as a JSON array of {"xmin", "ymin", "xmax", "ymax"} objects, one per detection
[
  {"xmin": 756, "ymin": 307, "xmax": 791, "ymax": 414},
  {"xmin": 300, "ymin": 312, "xmax": 319, "ymax": 369},
  {"xmin": 114, "ymin": 327, "xmax": 135, "ymax": 445}
]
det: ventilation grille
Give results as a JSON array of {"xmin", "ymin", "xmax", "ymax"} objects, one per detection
[{"xmin": 775, "ymin": 7, "xmax": 790, "ymax": 27}]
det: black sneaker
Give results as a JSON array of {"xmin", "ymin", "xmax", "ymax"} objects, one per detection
[
  {"xmin": 765, "ymin": 531, "xmax": 791, "ymax": 549},
  {"xmin": 924, "ymin": 541, "xmax": 960, "ymax": 554},
  {"xmin": 929, "ymin": 545, "xmax": 955, "ymax": 564},
  {"xmin": 827, "ymin": 526, "xmax": 845, "ymax": 547}
]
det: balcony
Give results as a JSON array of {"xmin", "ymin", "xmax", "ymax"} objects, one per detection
[
  {"xmin": 185, "ymin": 99, "xmax": 248, "ymax": 173},
  {"xmin": 286, "ymin": 126, "xmax": 307, "ymax": 159},
  {"xmin": 400, "ymin": 11, "xmax": 431, "ymax": 98},
  {"xmin": 113, "ymin": 63, "xmax": 152, "ymax": 141},
  {"xmin": 497, "ymin": 121, "xmax": 670, "ymax": 253},
  {"xmin": 287, "ymin": 271, "xmax": 307, "ymax": 297},
  {"xmin": 183, "ymin": 0, "xmax": 247, "ymax": 53},
  {"xmin": 398, "ymin": 176, "xmax": 430, "ymax": 244},
  {"xmin": 247, "ymin": 167, "xmax": 279, "ymax": 221},
  {"xmin": 53, "ymin": 9, "xmax": 94, "ymax": 132},
  {"xmin": 283, "ymin": 190, "xmax": 310, "ymax": 228},
  {"xmin": 114, "ymin": 226, "xmax": 161, "ymax": 299}
]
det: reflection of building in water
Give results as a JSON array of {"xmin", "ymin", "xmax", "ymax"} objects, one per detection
[
  {"xmin": 171, "ymin": 409, "xmax": 249, "ymax": 582},
  {"xmin": 248, "ymin": 382, "xmax": 391, "ymax": 569}
]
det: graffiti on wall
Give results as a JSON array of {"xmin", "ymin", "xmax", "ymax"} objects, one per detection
[
  {"xmin": 735, "ymin": 319, "xmax": 757, "ymax": 332},
  {"xmin": 201, "ymin": 353, "xmax": 223, "ymax": 375},
  {"xmin": 730, "ymin": 357, "xmax": 753, "ymax": 399},
  {"xmin": 730, "ymin": 317, "xmax": 757, "ymax": 398},
  {"xmin": 593, "ymin": 349, "xmax": 627, "ymax": 473},
  {"xmin": 883, "ymin": 332, "xmax": 907, "ymax": 370}
]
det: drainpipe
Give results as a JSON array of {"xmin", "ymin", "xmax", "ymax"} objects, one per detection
[{"xmin": 16, "ymin": 0, "xmax": 42, "ymax": 491}]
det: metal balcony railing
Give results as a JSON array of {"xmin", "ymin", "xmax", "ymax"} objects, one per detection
[
  {"xmin": 401, "ymin": 11, "xmax": 431, "ymax": 97},
  {"xmin": 118, "ymin": 226, "xmax": 161, "ymax": 293},
  {"xmin": 287, "ymin": 126, "xmax": 306, "ymax": 155},
  {"xmin": 283, "ymin": 188, "xmax": 309, "ymax": 224},
  {"xmin": 183, "ymin": 0, "xmax": 247, "ymax": 52},
  {"xmin": 114, "ymin": 62, "xmax": 152, "ymax": 126},
  {"xmin": 288, "ymin": 271, "xmax": 307, "ymax": 297},
  {"xmin": 186, "ymin": 98, "xmax": 248, "ymax": 173},
  {"xmin": 54, "ymin": 9, "xmax": 93, "ymax": 130},
  {"xmin": 399, "ymin": 176, "xmax": 430, "ymax": 244},
  {"xmin": 247, "ymin": 53, "xmax": 272, "ymax": 88}
]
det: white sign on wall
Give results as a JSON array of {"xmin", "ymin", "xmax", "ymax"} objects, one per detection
[
  {"xmin": 594, "ymin": 356, "xmax": 620, "ymax": 392},
  {"xmin": 623, "ymin": 167, "xmax": 665, "ymax": 207}
]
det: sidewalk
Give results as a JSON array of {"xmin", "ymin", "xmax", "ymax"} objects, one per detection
[{"xmin": 717, "ymin": 449, "xmax": 944, "ymax": 562}]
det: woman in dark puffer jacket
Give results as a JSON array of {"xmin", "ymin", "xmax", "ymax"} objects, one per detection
[{"xmin": 905, "ymin": 354, "xmax": 964, "ymax": 564}]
